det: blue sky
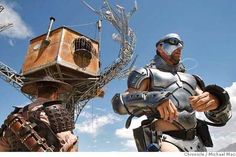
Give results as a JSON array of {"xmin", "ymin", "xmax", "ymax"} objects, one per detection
[{"xmin": 0, "ymin": 0, "xmax": 236, "ymax": 152}]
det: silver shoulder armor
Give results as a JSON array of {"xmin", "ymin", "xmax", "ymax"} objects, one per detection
[
  {"xmin": 127, "ymin": 68, "xmax": 150, "ymax": 89},
  {"xmin": 204, "ymin": 85, "xmax": 232, "ymax": 124},
  {"xmin": 111, "ymin": 91, "xmax": 170, "ymax": 117}
]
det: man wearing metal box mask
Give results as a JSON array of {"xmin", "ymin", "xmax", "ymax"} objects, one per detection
[{"xmin": 111, "ymin": 33, "xmax": 232, "ymax": 152}]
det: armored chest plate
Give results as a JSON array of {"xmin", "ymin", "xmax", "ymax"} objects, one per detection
[
  {"xmin": 149, "ymin": 68, "xmax": 197, "ymax": 111},
  {"xmin": 149, "ymin": 68, "xmax": 198, "ymax": 129}
]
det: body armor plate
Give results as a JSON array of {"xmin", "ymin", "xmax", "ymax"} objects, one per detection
[{"xmin": 149, "ymin": 68, "xmax": 197, "ymax": 129}]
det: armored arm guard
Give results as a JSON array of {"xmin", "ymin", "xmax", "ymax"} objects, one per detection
[
  {"xmin": 112, "ymin": 91, "xmax": 170, "ymax": 117},
  {"xmin": 112, "ymin": 67, "xmax": 169, "ymax": 117},
  {"xmin": 204, "ymin": 85, "xmax": 232, "ymax": 125}
]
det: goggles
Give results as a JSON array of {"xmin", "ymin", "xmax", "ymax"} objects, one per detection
[{"xmin": 162, "ymin": 37, "xmax": 184, "ymax": 46}]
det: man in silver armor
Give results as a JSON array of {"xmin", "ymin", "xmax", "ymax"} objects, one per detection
[
  {"xmin": 111, "ymin": 33, "xmax": 232, "ymax": 152},
  {"xmin": 0, "ymin": 76, "xmax": 77, "ymax": 152}
]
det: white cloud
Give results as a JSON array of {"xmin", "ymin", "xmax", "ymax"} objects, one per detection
[
  {"xmin": 95, "ymin": 107, "xmax": 107, "ymax": 112},
  {"xmin": 75, "ymin": 113, "xmax": 120, "ymax": 136},
  {"xmin": 115, "ymin": 116, "xmax": 147, "ymax": 151},
  {"xmin": 115, "ymin": 128, "xmax": 136, "ymax": 151},
  {"xmin": 226, "ymin": 82, "xmax": 236, "ymax": 112},
  {"xmin": 0, "ymin": 1, "xmax": 33, "ymax": 39},
  {"xmin": 79, "ymin": 111, "xmax": 92, "ymax": 119},
  {"xmin": 115, "ymin": 127, "xmax": 133, "ymax": 139},
  {"xmin": 115, "ymin": 115, "xmax": 147, "ymax": 139},
  {"xmin": 120, "ymin": 139, "xmax": 137, "ymax": 151}
]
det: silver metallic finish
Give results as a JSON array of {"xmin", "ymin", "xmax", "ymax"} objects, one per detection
[
  {"xmin": 176, "ymin": 111, "xmax": 197, "ymax": 129},
  {"xmin": 149, "ymin": 68, "xmax": 177, "ymax": 89},
  {"xmin": 162, "ymin": 134, "xmax": 207, "ymax": 152},
  {"xmin": 45, "ymin": 17, "xmax": 56, "ymax": 43},
  {"xmin": 127, "ymin": 68, "xmax": 150, "ymax": 89},
  {"xmin": 111, "ymin": 91, "xmax": 169, "ymax": 116},
  {"xmin": 125, "ymin": 66, "xmax": 198, "ymax": 129},
  {"xmin": 148, "ymin": 68, "xmax": 198, "ymax": 129},
  {"xmin": 112, "ymin": 93, "xmax": 128, "ymax": 115},
  {"xmin": 204, "ymin": 102, "xmax": 232, "ymax": 124},
  {"xmin": 162, "ymin": 42, "xmax": 183, "ymax": 55}
]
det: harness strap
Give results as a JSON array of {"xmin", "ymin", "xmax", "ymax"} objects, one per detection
[{"xmin": 4, "ymin": 113, "xmax": 54, "ymax": 152}]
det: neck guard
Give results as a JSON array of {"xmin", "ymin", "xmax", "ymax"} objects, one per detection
[{"xmin": 148, "ymin": 55, "xmax": 186, "ymax": 73}]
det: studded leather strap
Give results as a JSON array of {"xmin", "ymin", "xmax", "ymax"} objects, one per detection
[
  {"xmin": 4, "ymin": 113, "xmax": 54, "ymax": 152},
  {"xmin": 43, "ymin": 103, "xmax": 74, "ymax": 133}
]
